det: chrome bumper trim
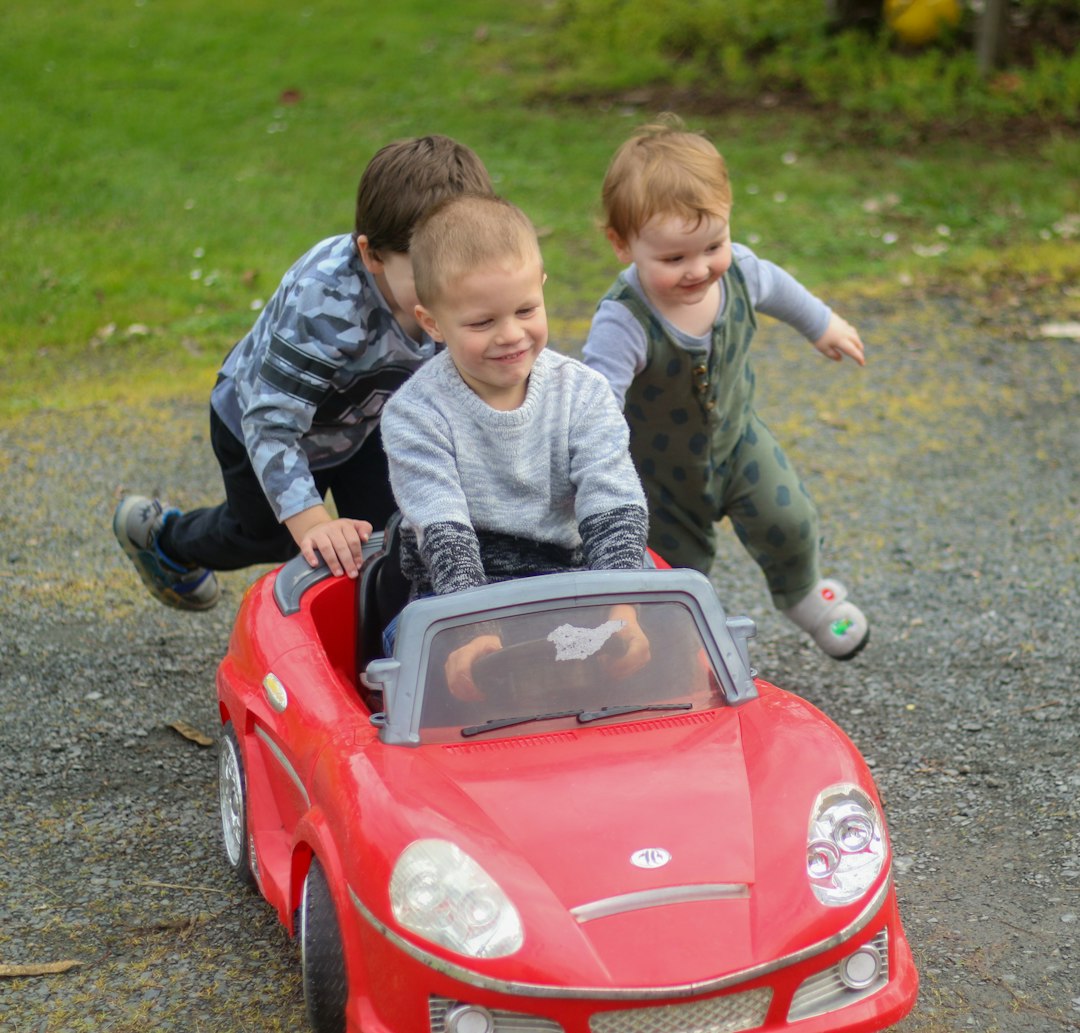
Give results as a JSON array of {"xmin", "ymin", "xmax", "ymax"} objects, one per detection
[
  {"xmin": 349, "ymin": 871, "xmax": 892, "ymax": 1001},
  {"xmin": 571, "ymin": 884, "xmax": 750, "ymax": 923}
]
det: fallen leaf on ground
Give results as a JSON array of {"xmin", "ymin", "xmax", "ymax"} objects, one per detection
[
  {"xmin": 0, "ymin": 960, "xmax": 82, "ymax": 978},
  {"xmin": 131, "ymin": 913, "xmax": 212, "ymax": 936},
  {"xmin": 168, "ymin": 720, "xmax": 215, "ymax": 747}
]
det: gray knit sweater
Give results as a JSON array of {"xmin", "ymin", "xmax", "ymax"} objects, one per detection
[{"xmin": 380, "ymin": 349, "xmax": 647, "ymax": 595}]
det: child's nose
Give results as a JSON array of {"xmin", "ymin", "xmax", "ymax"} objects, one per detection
[{"xmin": 494, "ymin": 319, "xmax": 523, "ymax": 344}]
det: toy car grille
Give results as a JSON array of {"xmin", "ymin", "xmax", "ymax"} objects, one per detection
[
  {"xmin": 589, "ymin": 986, "xmax": 772, "ymax": 1033},
  {"xmin": 787, "ymin": 929, "xmax": 889, "ymax": 1022},
  {"xmin": 429, "ymin": 997, "xmax": 564, "ymax": 1032}
]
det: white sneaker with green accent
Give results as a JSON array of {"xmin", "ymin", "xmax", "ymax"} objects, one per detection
[
  {"xmin": 113, "ymin": 495, "xmax": 220, "ymax": 611},
  {"xmin": 782, "ymin": 578, "xmax": 869, "ymax": 660}
]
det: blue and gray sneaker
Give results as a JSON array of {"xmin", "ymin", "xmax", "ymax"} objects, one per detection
[{"xmin": 113, "ymin": 495, "xmax": 220, "ymax": 611}]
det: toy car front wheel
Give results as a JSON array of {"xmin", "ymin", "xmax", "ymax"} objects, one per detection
[
  {"xmin": 300, "ymin": 856, "xmax": 348, "ymax": 1033},
  {"xmin": 218, "ymin": 721, "xmax": 256, "ymax": 889}
]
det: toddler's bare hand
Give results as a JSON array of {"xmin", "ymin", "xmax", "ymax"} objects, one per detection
[{"xmin": 814, "ymin": 313, "xmax": 866, "ymax": 366}]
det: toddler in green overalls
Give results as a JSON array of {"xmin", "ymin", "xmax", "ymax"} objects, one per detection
[{"xmin": 583, "ymin": 117, "xmax": 869, "ymax": 660}]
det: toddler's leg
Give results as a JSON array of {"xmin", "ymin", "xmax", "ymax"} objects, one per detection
[
  {"xmin": 720, "ymin": 415, "xmax": 821, "ymax": 609},
  {"xmin": 644, "ymin": 480, "xmax": 717, "ymax": 575},
  {"xmin": 720, "ymin": 416, "xmax": 869, "ymax": 660}
]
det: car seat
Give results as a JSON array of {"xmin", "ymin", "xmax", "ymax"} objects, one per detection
[{"xmin": 357, "ymin": 512, "xmax": 410, "ymax": 702}]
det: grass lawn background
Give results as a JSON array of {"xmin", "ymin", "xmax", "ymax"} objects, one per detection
[{"xmin": 2, "ymin": 0, "xmax": 1077, "ymax": 416}]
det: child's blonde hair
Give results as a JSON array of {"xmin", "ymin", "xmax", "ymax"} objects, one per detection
[
  {"xmin": 410, "ymin": 194, "xmax": 542, "ymax": 306},
  {"xmin": 602, "ymin": 115, "xmax": 732, "ymax": 242}
]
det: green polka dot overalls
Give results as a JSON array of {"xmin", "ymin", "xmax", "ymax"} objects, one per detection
[{"xmin": 607, "ymin": 266, "xmax": 821, "ymax": 608}]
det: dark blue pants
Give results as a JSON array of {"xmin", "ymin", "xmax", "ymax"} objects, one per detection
[{"xmin": 160, "ymin": 408, "xmax": 395, "ymax": 571}]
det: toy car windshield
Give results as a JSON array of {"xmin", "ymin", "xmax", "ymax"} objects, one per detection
[
  {"xmin": 364, "ymin": 569, "xmax": 758, "ymax": 746},
  {"xmin": 418, "ymin": 598, "xmax": 721, "ymax": 741}
]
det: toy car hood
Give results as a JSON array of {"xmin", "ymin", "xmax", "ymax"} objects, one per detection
[{"xmin": 345, "ymin": 689, "xmax": 884, "ymax": 990}]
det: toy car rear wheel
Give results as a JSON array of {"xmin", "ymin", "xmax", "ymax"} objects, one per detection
[
  {"xmin": 300, "ymin": 856, "xmax": 348, "ymax": 1033},
  {"xmin": 218, "ymin": 721, "xmax": 256, "ymax": 889}
]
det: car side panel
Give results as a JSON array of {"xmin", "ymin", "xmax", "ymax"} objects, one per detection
[{"xmin": 217, "ymin": 567, "xmax": 373, "ymax": 930}]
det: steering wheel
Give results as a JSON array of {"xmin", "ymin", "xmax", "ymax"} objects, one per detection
[{"xmin": 470, "ymin": 634, "xmax": 627, "ymax": 698}]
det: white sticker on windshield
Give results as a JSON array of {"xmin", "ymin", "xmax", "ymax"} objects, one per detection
[{"xmin": 547, "ymin": 620, "xmax": 626, "ymax": 662}]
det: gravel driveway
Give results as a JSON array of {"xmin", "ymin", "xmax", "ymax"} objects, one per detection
[{"xmin": 1, "ymin": 287, "xmax": 1077, "ymax": 1031}]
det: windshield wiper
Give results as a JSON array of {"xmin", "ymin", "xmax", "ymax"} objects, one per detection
[
  {"xmin": 461, "ymin": 701, "xmax": 694, "ymax": 737},
  {"xmin": 577, "ymin": 702, "xmax": 693, "ymax": 723},
  {"xmin": 461, "ymin": 708, "xmax": 584, "ymax": 737}
]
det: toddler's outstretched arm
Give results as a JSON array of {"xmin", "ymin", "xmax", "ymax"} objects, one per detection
[{"xmin": 813, "ymin": 313, "xmax": 866, "ymax": 366}]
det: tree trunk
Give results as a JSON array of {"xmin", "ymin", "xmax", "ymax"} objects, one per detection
[{"xmin": 977, "ymin": 0, "xmax": 1009, "ymax": 75}]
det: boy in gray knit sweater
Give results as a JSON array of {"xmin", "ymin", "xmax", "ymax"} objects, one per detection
[{"xmin": 380, "ymin": 195, "xmax": 649, "ymax": 696}]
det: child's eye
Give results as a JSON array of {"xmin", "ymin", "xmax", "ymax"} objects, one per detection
[
  {"xmin": 467, "ymin": 319, "xmax": 493, "ymax": 330},
  {"xmin": 516, "ymin": 306, "xmax": 538, "ymax": 318}
]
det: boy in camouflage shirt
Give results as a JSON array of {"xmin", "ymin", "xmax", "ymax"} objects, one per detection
[{"xmin": 115, "ymin": 135, "xmax": 493, "ymax": 610}]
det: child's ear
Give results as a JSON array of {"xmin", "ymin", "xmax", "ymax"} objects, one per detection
[
  {"xmin": 356, "ymin": 235, "xmax": 383, "ymax": 274},
  {"xmin": 605, "ymin": 227, "xmax": 633, "ymax": 263},
  {"xmin": 415, "ymin": 304, "xmax": 443, "ymax": 341}
]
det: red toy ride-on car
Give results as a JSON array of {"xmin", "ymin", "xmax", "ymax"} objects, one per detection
[{"xmin": 216, "ymin": 529, "xmax": 918, "ymax": 1033}]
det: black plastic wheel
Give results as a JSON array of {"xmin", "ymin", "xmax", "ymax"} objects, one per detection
[{"xmin": 300, "ymin": 856, "xmax": 348, "ymax": 1033}]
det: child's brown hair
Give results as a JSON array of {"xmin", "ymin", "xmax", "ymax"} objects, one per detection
[
  {"xmin": 354, "ymin": 135, "xmax": 494, "ymax": 253},
  {"xmin": 602, "ymin": 115, "xmax": 732, "ymax": 243}
]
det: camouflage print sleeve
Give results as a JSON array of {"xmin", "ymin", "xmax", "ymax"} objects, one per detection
[{"xmin": 242, "ymin": 295, "xmax": 356, "ymax": 522}]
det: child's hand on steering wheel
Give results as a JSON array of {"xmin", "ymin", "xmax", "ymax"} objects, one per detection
[
  {"xmin": 445, "ymin": 633, "xmax": 502, "ymax": 700},
  {"xmin": 606, "ymin": 604, "xmax": 650, "ymax": 678}
]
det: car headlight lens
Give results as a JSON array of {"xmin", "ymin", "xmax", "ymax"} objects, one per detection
[
  {"xmin": 390, "ymin": 839, "xmax": 523, "ymax": 958},
  {"xmin": 806, "ymin": 784, "xmax": 886, "ymax": 906}
]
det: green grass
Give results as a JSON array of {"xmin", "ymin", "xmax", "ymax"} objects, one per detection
[
  {"xmin": 1, "ymin": 0, "xmax": 1077, "ymax": 416},
  {"xmin": 520, "ymin": 0, "xmax": 1080, "ymax": 133}
]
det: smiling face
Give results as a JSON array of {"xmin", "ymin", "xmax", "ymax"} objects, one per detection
[
  {"xmin": 609, "ymin": 210, "xmax": 733, "ymax": 333},
  {"xmin": 416, "ymin": 258, "xmax": 548, "ymax": 411}
]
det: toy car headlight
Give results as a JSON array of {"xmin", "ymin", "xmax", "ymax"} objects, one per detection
[
  {"xmin": 390, "ymin": 840, "xmax": 523, "ymax": 958},
  {"xmin": 806, "ymin": 784, "xmax": 886, "ymax": 907}
]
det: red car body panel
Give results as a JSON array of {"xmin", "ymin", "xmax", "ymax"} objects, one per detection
[{"xmin": 216, "ymin": 557, "xmax": 917, "ymax": 1033}]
